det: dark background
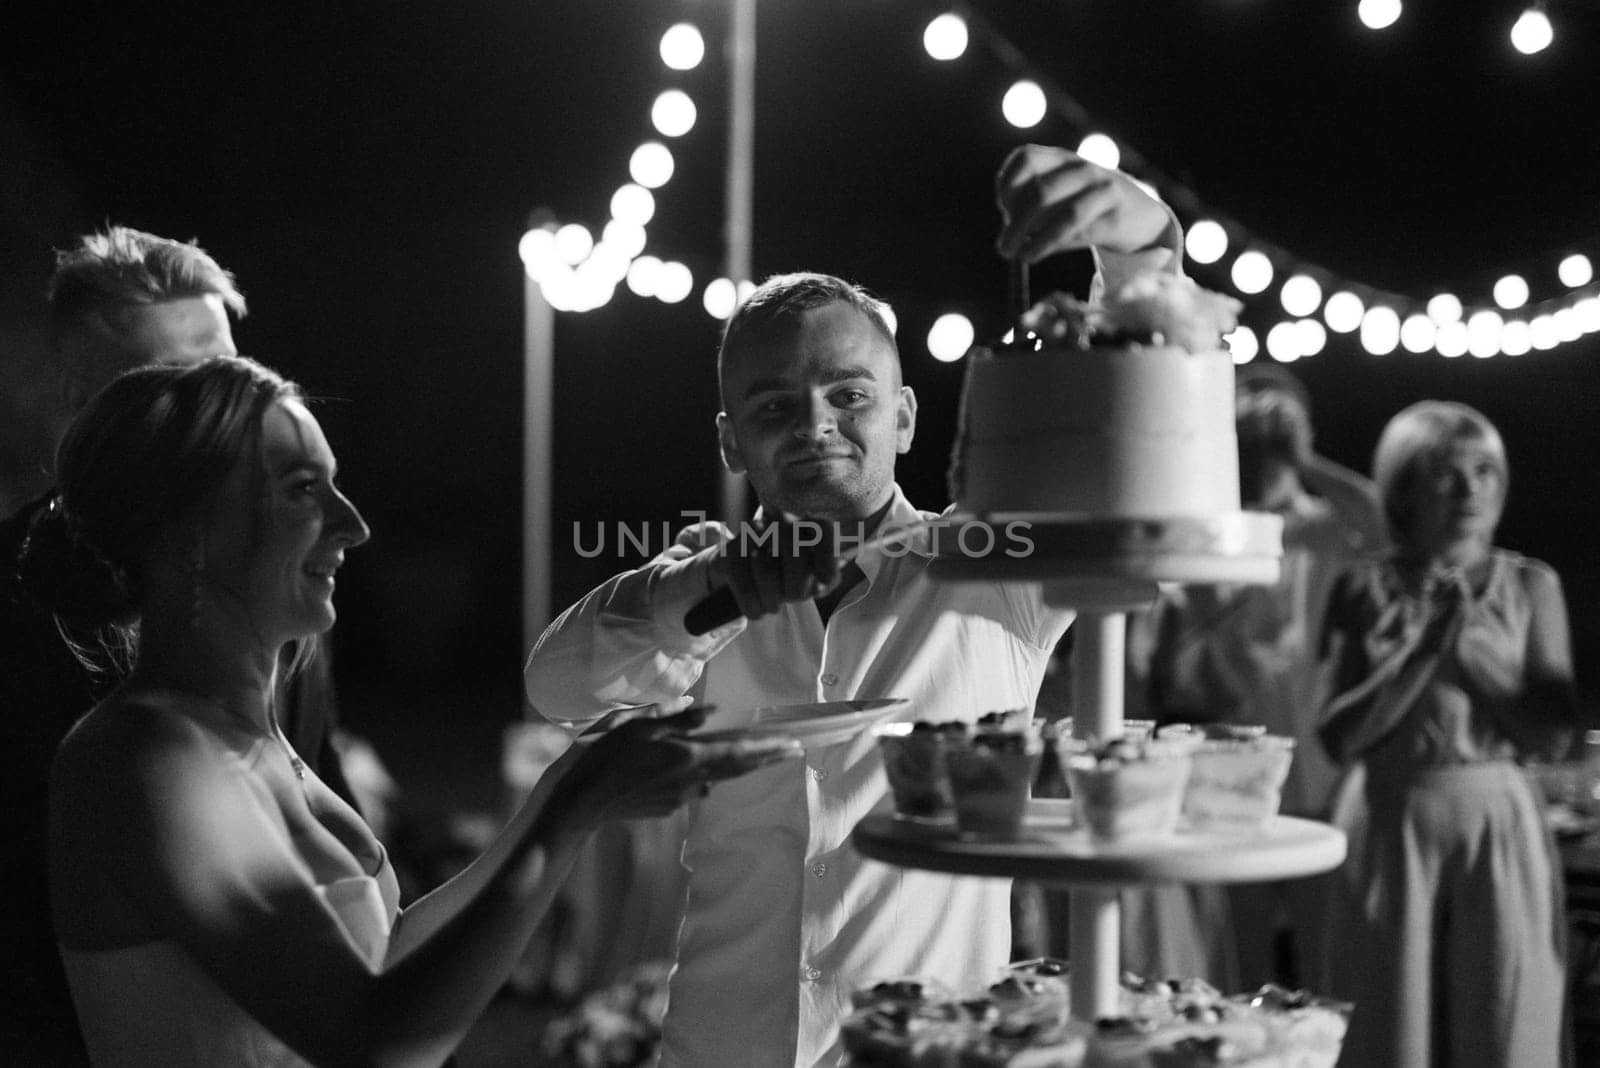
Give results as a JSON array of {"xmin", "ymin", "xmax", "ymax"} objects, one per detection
[{"xmin": 4, "ymin": 0, "xmax": 1599, "ymax": 749}]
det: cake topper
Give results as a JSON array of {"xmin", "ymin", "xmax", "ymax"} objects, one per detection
[{"xmin": 1016, "ymin": 269, "xmax": 1242, "ymax": 354}]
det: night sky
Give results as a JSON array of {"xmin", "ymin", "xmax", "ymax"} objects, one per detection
[{"xmin": 3, "ymin": 0, "xmax": 1599, "ymax": 712}]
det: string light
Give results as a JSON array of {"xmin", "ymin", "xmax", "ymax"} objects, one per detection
[
  {"xmin": 928, "ymin": 313, "xmax": 976, "ymax": 362},
  {"xmin": 1359, "ymin": 306, "xmax": 1401, "ymax": 355},
  {"xmin": 1324, "ymin": 292, "xmax": 1365, "ymax": 334},
  {"xmin": 1266, "ymin": 322, "xmax": 1302, "ymax": 362},
  {"xmin": 1230, "ymin": 251, "xmax": 1274, "ymax": 295},
  {"xmin": 1294, "ymin": 318, "xmax": 1328, "ymax": 357},
  {"xmin": 1226, "ymin": 325, "xmax": 1259, "ymax": 364},
  {"xmin": 1510, "ymin": 4, "xmax": 1554, "ymax": 54},
  {"xmin": 1467, "ymin": 310, "xmax": 1505, "ymax": 358},
  {"xmin": 539, "ymin": 10, "xmax": 1600, "ymax": 362},
  {"xmin": 1280, "ymin": 274, "xmax": 1323, "ymax": 317},
  {"xmin": 609, "ymin": 184, "xmax": 655, "ymax": 227},
  {"xmin": 654, "ymin": 261, "xmax": 694, "ymax": 304},
  {"xmin": 1184, "ymin": 220, "xmax": 1228, "ymax": 265},
  {"xmin": 628, "ymin": 142, "xmax": 674, "ymax": 188},
  {"xmin": 1427, "ymin": 293, "xmax": 1464, "ymax": 325},
  {"xmin": 1077, "ymin": 133, "xmax": 1120, "ymax": 170},
  {"xmin": 1357, "ymin": 0, "xmax": 1403, "ymax": 31},
  {"xmin": 1400, "ymin": 314, "xmax": 1436, "ymax": 354},
  {"xmin": 1560, "ymin": 254, "xmax": 1593, "ymax": 288},
  {"xmin": 554, "ymin": 223, "xmax": 594, "ymax": 266},
  {"xmin": 627, "ymin": 256, "xmax": 664, "ymax": 298},
  {"xmin": 1501, "ymin": 320, "xmax": 1533, "ymax": 356},
  {"xmin": 659, "ymin": 23, "xmax": 705, "ymax": 70},
  {"xmin": 1002, "ymin": 80, "xmax": 1047, "ymax": 128},
  {"xmin": 703, "ymin": 277, "xmax": 739, "ymax": 320},
  {"xmin": 1493, "ymin": 274, "xmax": 1530, "ymax": 310},
  {"xmin": 923, "ymin": 13, "xmax": 969, "ymax": 61},
  {"xmin": 1436, "ymin": 320, "xmax": 1470, "ymax": 357},
  {"xmin": 651, "ymin": 90, "xmax": 697, "ymax": 138}
]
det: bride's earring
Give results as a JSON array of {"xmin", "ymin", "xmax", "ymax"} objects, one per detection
[{"xmin": 189, "ymin": 532, "xmax": 207, "ymax": 630}]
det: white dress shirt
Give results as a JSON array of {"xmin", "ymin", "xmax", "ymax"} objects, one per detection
[
  {"xmin": 523, "ymin": 232, "xmax": 1179, "ymax": 1067},
  {"xmin": 526, "ymin": 488, "xmax": 1071, "ymax": 1066}
]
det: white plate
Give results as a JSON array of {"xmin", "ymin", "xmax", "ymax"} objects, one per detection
[{"xmin": 696, "ymin": 698, "xmax": 909, "ymax": 748}]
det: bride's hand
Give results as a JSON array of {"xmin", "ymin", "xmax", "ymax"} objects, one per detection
[{"xmin": 556, "ymin": 707, "xmax": 802, "ymax": 824}]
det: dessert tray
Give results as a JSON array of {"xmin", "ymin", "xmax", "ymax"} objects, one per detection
[
  {"xmin": 852, "ymin": 801, "xmax": 1346, "ymax": 887},
  {"xmin": 694, "ymin": 698, "xmax": 909, "ymax": 748},
  {"xmin": 926, "ymin": 512, "xmax": 1284, "ymax": 609}
]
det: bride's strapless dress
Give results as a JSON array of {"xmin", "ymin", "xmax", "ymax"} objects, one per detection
[{"xmin": 61, "ymin": 860, "xmax": 400, "ymax": 1066}]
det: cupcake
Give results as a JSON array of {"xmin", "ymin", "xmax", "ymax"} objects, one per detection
[
  {"xmin": 944, "ymin": 726, "xmax": 1045, "ymax": 837},
  {"xmin": 1226, "ymin": 985, "xmax": 1352, "ymax": 1068},
  {"xmin": 1062, "ymin": 739, "xmax": 1192, "ymax": 844},
  {"xmin": 959, "ymin": 1014, "xmax": 1093, "ymax": 1068},
  {"xmin": 1049, "ymin": 718, "xmax": 1157, "ymax": 744},
  {"xmin": 876, "ymin": 720, "xmax": 969, "ymax": 821},
  {"xmin": 850, "ymin": 975, "xmax": 955, "ymax": 1011},
  {"xmin": 1182, "ymin": 737, "xmax": 1295, "ymax": 830}
]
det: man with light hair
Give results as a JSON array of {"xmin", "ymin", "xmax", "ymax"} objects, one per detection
[{"xmin": 1, "ymin": 226, "xmax": 357, "ymax": 1062}]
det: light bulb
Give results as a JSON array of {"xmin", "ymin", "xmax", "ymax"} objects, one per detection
[
  {"xmin": 1266, "ymin": 322, "xmax": 1301, "ymax": 362},
  {"xmin": 1558, "ymin": 254, "xmax": 1593, "ymax": 288},
  {"xmin": 1280, "ymin": 274, "xmax": 1323, "ymax": 317},
  {"xmin": 1185, "ymin": 220, "xmax": 1228, "ymax": 265},
  {"xmin": 1493, "ymin": 274, "xmax": 1529, "ymax": 310},
  {"xmin": 1324, "ymin": 291, "xmax": 1365, "ymax": 333},
  {"xmin": 1358, "ymin": 0, "xmax": 1402, "ymax": 31},
  {"xmin": 1360, "ymin": 306, "xmax": 1400, "ymax": 355},
  {"xmin": 1225, "ymin": 325, "xmax": 1259, "ymax": 364},
  {"xmin": 703, "ymin": 278, "xmax": 738, "ymax": 320},
  {"xmin": 1002, "ymin": 81, "xmax": 1047, "ymax": 128},
  {"xmin": 1510, "ymin": 7, "xmax": 1553, "ymax": 55},
  {"xmin": 923, "ymin": 14, "xmax": 968, "ymax": 61},
  {"xmin": 610, "ymin": 183, "xmax": 655, "ymax": 227},
  {"xmin": 660, "ymin": 23, "xmax": 705, "ymax": 70},
  {"xmin": 1230, "ymin": 251, "xmax": 1274, "ymax": 295},
  {"xmin": 1077, "ymin": 133, "xmax": 1120, "ymax": 170},
  {"xmin": 629, "ymin": 142, "xmax": 674, "ymax": 189},
  {"xmin": 651, "ymin": 90, "xmax": 696, "ymax": 138}
]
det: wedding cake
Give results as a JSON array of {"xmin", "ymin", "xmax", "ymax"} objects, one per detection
[{"xmin": 949, "ymin": 271, "xmax": 1245, "ymax": 519}]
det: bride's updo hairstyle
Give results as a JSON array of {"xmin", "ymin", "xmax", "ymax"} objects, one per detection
[{"xmin": 20, "ymin": 355, "xmax": 299, "ymax": 655}]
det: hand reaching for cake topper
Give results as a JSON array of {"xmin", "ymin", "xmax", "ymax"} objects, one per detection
[{"xmin": 995, "ymin": 144, "xmax": 1174, "ymax": 263}]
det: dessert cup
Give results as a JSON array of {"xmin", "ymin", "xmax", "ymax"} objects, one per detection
[
  {"xmin": 1182, "ymin": 736, "xmax": 1295, "ymax": 830},
  {"xmin": 875, "ymin": 720, "xmax": 967, "ymax": 821},
  {"xmin": 1062, "ymin": 739, "xmax": 1192, "ymax": 844},
  {"xmin": 944, "ymin": 727, "xmax": 1044, "ymax": 838}
]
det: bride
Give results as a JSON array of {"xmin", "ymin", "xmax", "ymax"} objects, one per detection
[{"xmin": 21, "ymin": 354, "xmax": 796, "ymax": 1066}]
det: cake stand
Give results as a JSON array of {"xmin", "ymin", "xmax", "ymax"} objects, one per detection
[{"xmin": 854, "ymin": 510, "xmax": 1347, "ymax": 1022}]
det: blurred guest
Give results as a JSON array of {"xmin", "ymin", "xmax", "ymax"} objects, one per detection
[
  {"xmin": 21, "ymin": 355, "xmax": 798, "ymax": 1066},
  {"xmin": 1143, "ymin": 363, "xmax": 1385, "ymax": 987},
  {"xmin": 523, "ymin": 144, "xmax": 1183, "ymax": 1067},
  {"xmin": 1319, "ymin": 400, "xmax": 1578, "ymax": 1067}
]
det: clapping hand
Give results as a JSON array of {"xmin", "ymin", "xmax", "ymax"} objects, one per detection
[{"xmin": 995, "ymin": 144, "xmax": 1171, "ymax": 262}]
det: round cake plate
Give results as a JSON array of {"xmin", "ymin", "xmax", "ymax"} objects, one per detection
[
  {"xmin": 925, "ymin": 512, "xmax": 1284, "ymax": 604},
  {"xmin": 851, "ymin": 810, "xmax": 1346, "ymax": 887}
]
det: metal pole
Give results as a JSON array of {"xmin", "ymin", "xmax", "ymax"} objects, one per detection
[
  {"xmin": 720, "ymin": 0, "xmax": 756, "ymax": 524},
  {"xmin": 522, "ymin": 217, "xmax": 556, "ymax": 658},
  {"xmin": 1068, "ymin": 610, "xmax": 1127, "ymax": 1021}
]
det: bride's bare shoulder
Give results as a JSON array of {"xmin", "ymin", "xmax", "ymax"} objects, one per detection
[{"xmin": 54, "ymin": 693, "xmax": 231, "ymax": 794}]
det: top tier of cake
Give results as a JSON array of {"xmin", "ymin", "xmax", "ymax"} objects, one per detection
[{"xmin": 950, "ymin": 341, "xmax": 1241, "ymax": 518}]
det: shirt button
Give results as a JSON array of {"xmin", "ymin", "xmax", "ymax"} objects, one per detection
[
  {"xmin": 803, "ymin": 965, "xmax": 822, "ymax": 982},
  {"xmin": 820, "ymin": 673, "xmax": 838, "ymax": 687},
  {"xmin": 811, "ymin": 861, "xmax": 828, "ymax": 877},
  {"xmin": 811, "ymin": 767, "xmax": 828, "ymax": 782}
]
